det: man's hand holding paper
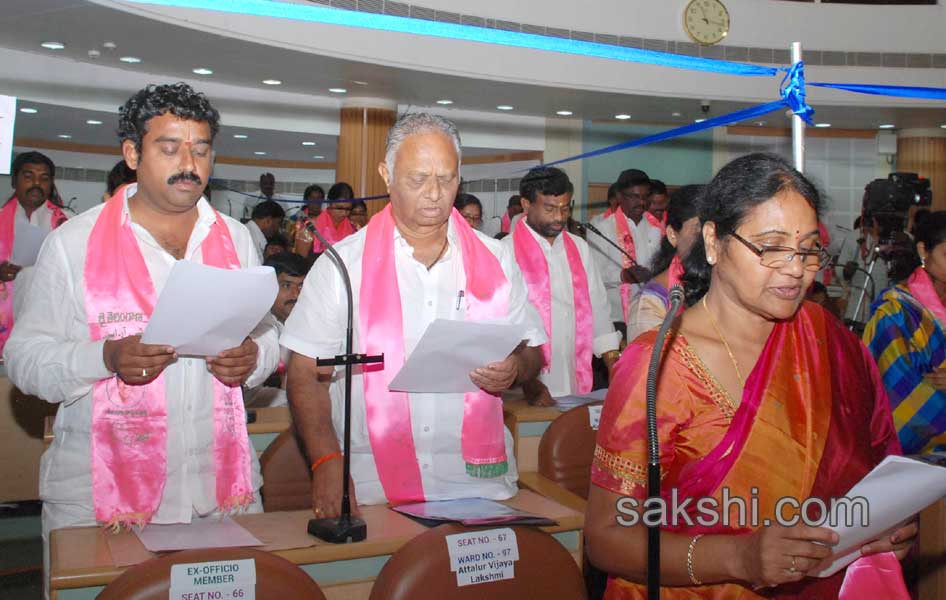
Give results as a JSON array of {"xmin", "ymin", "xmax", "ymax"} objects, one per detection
[{"xmin": 206, "ymin": 336, "xmax": 259, "ymax": 387}]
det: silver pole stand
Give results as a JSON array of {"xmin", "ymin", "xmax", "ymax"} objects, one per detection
[
  {"xmin": 790, "ymin": 42, "xmax": 805, "ymax": 172},
  {"xmin": 849, "ymin": 248, "xmax": 880, "ymax": 331}
]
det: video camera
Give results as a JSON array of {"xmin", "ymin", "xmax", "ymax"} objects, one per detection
[{"xmin": 864, "ymin": 172, "xmax": 932, "ymax": 215}]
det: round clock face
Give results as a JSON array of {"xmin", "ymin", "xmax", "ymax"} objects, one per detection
[{"xmin": 684, "ymin": 0, "xmax": 730, "ymax": 46}]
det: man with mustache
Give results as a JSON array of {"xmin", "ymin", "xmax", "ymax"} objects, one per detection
[
  {"xmin": 0, "ymin": 151, "xmax": 68, "ymax": 353},
  {"xmin": 4, "ymin": 83, "xmax": 279, "ymax": 596},
  {"xmin": 503, "ymin": 167, "xmax": 620, "ymax": 406}
]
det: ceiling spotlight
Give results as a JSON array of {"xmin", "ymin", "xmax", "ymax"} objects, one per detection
[
  {"xmin": 755, "ymin": 121, "xmax": 766, "ymax": 127},
  {"xmin": 233, "ymin": 134, "xmax": 248, "ymax": 139},
  {"xmin": 940, "ymin": 124, "xmax": 946, "ymax": 129},
  {"xmin": 556, "ymin": 110, "xmax": 573, "ymax": 116},
  {"xmin": 313, "ymin": 155, "xmax": 325, "ymax": 159},
  {"xmin": 254, "ymin": 151, "xmax": 267, "ymax": 155},
  {"xmin": 436, "ymin": 99, "xmax": 454, "ymax": 105},
  {"xmin": 351, "ymin": 80, "xmax": 368, "ymax": 86},
  {"xmin": 615, "ymin": 114, "xmax": 631, "ymax": 120},
  {"xmin": 18, "ymin": 108, "xmax": 37, "ymax": 114},
  {"xmin": 814, "ymin": 123, "xmax": 832, "ymax": 128},
  {"xmin": 119, "ymin": 56, "xmax": 142, "ymax": 63},
  {"xmin": 192, "ymin": 68, "xmax": 213, "ymax": 75},
  {"xmin": 86, "ymin": 119, "xmax": 103, "ymax": 125},
  {"xmin": 301, "ymin": 141, "xmax": 317, "ymax": 146},
  {"xmin": 262, "ymin": 79, "xmax": 282, "ymax": 85},
  {"xmin": 57, "ymin": 134, "xmax": 72, "ymax": 139},
  {"xmin": 328, "ymin": 88, "xmax": 347, "ymax": 94},
  {"xmin": 103, "ymin": 42, "xmax": 117, "ymax": 49},
  {"xmin": 672, "ymin": 112, "xmax": 683, "ymax": 117},
  {"xmin": 496, "ymin": 105, "xmax": 514, "ymax": 111},
  {"xmin": 694, "ymin": 118, "xmax": 706, "ymax": 123},
  {"xmin": 41, "ymin": 42, "xmax": 65, "ymax": 50},
  {"xmin": 878, "ymin": 124, "xmax": 896, "ymax": 129},
  {"xmin": 88, "ymin": 50, "xmax": 101, "ymax": 58}
]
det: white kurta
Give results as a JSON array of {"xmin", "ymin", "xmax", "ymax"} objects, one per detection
[
  {"xmin": 587, "ymin": 213, "xmax": 662, "ymax": 323},
  {"xmin": 8, "ymin": 201, "xmax": 61, "ymax": 317},
  {"xmin": 4, "ymin": 185, "xmax": 280, "ymax": 538},
  {"xmin": 502, "ymin": 223, "xmax": 620, "ymax": 397},
  {"xmin": 281, "ymin": 220, "xmax": 547, "ymax": 506},
  {"xmin": 245, "ymin": 219, "xmax": 267, "ymax": 262}
]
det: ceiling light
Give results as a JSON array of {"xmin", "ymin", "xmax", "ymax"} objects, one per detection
[
  {"xmin": 328, "ymin": 88, "xmax": 347, "ymax": 94},
  {"xmin": 755, "ymin": 121, "xmax": 766, "ymax": 127},
  {"xmin": 88, "ymin": 50, "xmax": 101, "ymax": 58},
  {"xmin": 814, "ymin": 123, "xmax": 832, "ymax": 128},
  {"xmin": 672, "ymin": 112, "xmax": 683, "ymax": 117},
  {"xmin": 57, "ymin": 134, "xmax": 72, "ymax": 139},
  {"xmin": 86, "ymin": 119, "xmax": 103, "ymax": 125},
  {"xmin": 18, "ymin": 108, "xmax": 37, "ymax": 114},
  {"xmin": 615, "ymin": 114, "xmax": 631, "ymax": 120},
  {"xmin": 496, "ymin": 105, "xmax": 514, "ymax": 111},
  {"xmin": 254, "ymin": 151, "xmax": 267, "ymax": 155},
  {"xmin": 313, "ymin": 155, "xmax": 325, "ymax": 159},
  {"xmin": 262, "ymin": 79, "xmax": 282, "ymax": 85},
  {"xmin": 192, "ymin": 68, "xmax": 213, "ymax": 75},
  {"xmin": 352, "ymin": 80, "xmax": 368, "ymax": 86},
  {"xmin": 436, "ymin": 99, "xmax": 454, "ymax": 105},
  {"xmin": 103, "ymin": 42, "xmax": 117, "ymax": 49},
  {"xmin": 878, "ymin": 124, "xmax": 896, "ymax": 129},
  {"xmin": 233, "ymin": 134, "xmax": 248, "ymax": 139},
  {"xmin": 119, "ymin": 56, "xmax": 142, "ymax": 63},
  {"xmin": 301, "ymin": 141, "xmax": 317, "ymax": 146},
  {"xmin": 940, "ymin": 124, "xmax": 946, "ymax": 129},
  {"xmin": 694, "ymin": 118, "xmax": 706, "ymax": 123},
  {"xmin": 556, "ymin": 110, "xmax": 573, "ymax": 116},
  {"xmin": 41, "ymin": 42, "xmax": 65, "ymax": 50}
]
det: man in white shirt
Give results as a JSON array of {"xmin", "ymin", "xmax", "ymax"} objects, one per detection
[
  {"xmin": 283, "ymin": 113, "xmax": 546, "ymax": 517},
  {"xmin": 503, "ymin": 167, "xmax": 621, "ymax": 405},
  {"xmin": 587, "ymin": 170, "xmax": 662, "ymax": 327},
  {"xmin": 3, "ymin": 83, "xmax": 280, "ymax": 595},
  {"xmin": 246, "ymin": 200, "xmax": 285, "ymax": 261}
]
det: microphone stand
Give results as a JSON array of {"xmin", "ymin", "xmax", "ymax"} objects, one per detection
[
  {"xmin": 645, "ymin": 285, "xmax": 685, "ymax": 600},
  {"xmin": 848, "ymin": 247, "xmax": 881, "ymax": 332},
  {"xmin": 583, "ymin": 221, "xmax": 638, "ymax": 266},
  {"xmin": 305, "ymin": 224, "xmax": 383, "ymax": 544}
]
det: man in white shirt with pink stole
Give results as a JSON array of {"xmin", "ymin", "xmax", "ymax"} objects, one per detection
[
  {"xmin": 283, "ymin": 113, "xmax": 546, "ymax": 517},
  {"xmin": 503, "ymin": 167, "xmax": 621, "ymax": 406},
  {"xmin": 4, "ymin": 83, "xmax": 279, "ymax": 595}
]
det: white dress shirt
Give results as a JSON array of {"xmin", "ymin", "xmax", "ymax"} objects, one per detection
[
  {"xmin": 587, "ymin": 213, "xmax": 662, "ymax": 322},
  {"xmin": 502, "ymin": 222, "xmax": 620, "ymax": 397},
  {"xmin": 245, "ymin": 219, "xmax": 267, "ymax": 262},
  {"xmin": 281, "ymin": 220, "xmax": 547, "ymax": 506},
  {"xmin": 9, "ymin": 201, "xmax": 60, "ymax": 317},
  {"xmin": 4, "ymin": 185, "xmax": 280, "ymax": 533}
]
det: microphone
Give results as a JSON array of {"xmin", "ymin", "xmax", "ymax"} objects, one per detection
[
  {"xmin": 644, "ymin": 284, "xmax": 685, "ymax": 600},
  {"xmin": 582, "ymin": 221, "xmax": 638, "ymax": 266},
  {"xmin": 304, "ymin": 222, "xmax": 382, "ymax": 544}
]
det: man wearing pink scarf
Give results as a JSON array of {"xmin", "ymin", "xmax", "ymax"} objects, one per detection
[
  {"xmin": 283, "ymin": 113, "xmax": 546, "ymax": 517},
  {"xmin": 4, "ymin": 84, "xmax": 279, "ymax": 595},
  {"xmin": 503, "ymin": 167, "xmax": 620, "ymax": 406}
]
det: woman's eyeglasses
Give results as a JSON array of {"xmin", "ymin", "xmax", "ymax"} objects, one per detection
[{"xmin": 730, "ymin": 232, "xmax": 830, "ymax": 271}]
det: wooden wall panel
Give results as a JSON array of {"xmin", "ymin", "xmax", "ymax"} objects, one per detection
[
  {"xmin": 898, "ymin": 137, "xmax": 946, "ymax": 211},
  {"xmin": 335, "ymin": 107, "xmax": 396, "ymax": 217}
]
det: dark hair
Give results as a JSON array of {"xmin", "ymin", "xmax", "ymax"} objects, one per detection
[
  {"xmin": 11, "ymin": 151, "xmax": 55, "ymax": 183},
  {"xmin": 454, "ymin": 193, "xmax": 482, "ymax": 211},
  {"xmin": 118, "ymin": 83, "xmax": 220, "ymax": 153},
  {"xmin": 265, "ymin": 233, "xmax": 288, "ymax": 249},
  {"xmin": 519, "ymin": 167, "xmax": 573, "ymax": 202},
  {"xmin": 682, "ymin": 153, "xmax": 823, "ymax": 305},
  {"xmin": 650, "ymin": 179, "xmax": 668, "ymax": 196},
  {"xmin": 616, "ymin": 168, "xmax": 649, "ymax": 190},
  {"xmin": 507, "ymin": 195, "xmax": 521, "ymax": 208},
  {"xmin": 648, "ymin": 184, "xmax": 704, "ymax": 276},
  {"xmin": 304, "ymin": 184, "xmax": 325, "ymax": 200},
  {"xmin": 328, "ymin": 182, "xmax": 354, "ymax": 201},
  {"xmin": 260, "ymin": 172, "xmax": 275, "ymax": 182},
  {"xmin": 853, "ymin": 216, "xmax": 862, "ymax": 230},
  {"xmin": 252, "ymin": 200, "xmax": 285, "ymax": 220},
  {"xmin": 105, "ymin": 160, "xmax": 136, "ymax": 196},
  {"xmin": 808, "ymin": 281, "xmax": 828, "ymax": 296},
  {"xmin": 264, "ymin": 251, "xmax": 311, "ymax": 278},
  {"xmin": 350, "ymin": 200, "xmax": 367, "ymax": 213},
  {"xmin": 913, "ymin": 210, "xmax": 946, "ymax": 253},
  {"xmin": 607, "ymin": 182, "xmax": 620, "ymax": 200}
]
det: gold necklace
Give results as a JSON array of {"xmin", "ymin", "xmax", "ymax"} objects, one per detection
[{"xmin": 702, "ymin": 296, "xmax": 745, "ymax": 385}]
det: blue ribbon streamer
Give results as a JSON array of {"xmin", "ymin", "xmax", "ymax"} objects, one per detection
[
  {"xmin": 780, "ymin": 61, "xmax": 814, "ymax": 125},
  {"xmin": 128, "ymin": 0, "xmax": 779, "ymax": 77},
  {"xmin": 809, "ymin": 82, "xmax": 946, "ymax": 101}
]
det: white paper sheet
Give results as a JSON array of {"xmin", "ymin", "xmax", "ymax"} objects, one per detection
[
  {"xmin": 10, "ymin": 221, "xmax": 47, "ymax": 267},
  {"xmin": 140, "ymin": 261, "xmax": 277, "ymax": 356},
  {"xmin": 134, "ymin": 516, "xmax": 263, "ymax": 552},
  {"xmin": 0, "ymin": 95, "xmax": 14, "ymax": 175},
  {"xmin": 555, "ymin": 388, "xmax": 608, "ymax": 411},
  {"xmin": 815, "ymin": 455, "xmax": 946, "ymax": 577},
  {"xmin": 388, "ymin": 319, "xmax": 526, "ymax": 393}
]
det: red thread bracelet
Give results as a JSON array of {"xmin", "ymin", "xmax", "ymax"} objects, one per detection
[{"xmin": 310, "ymin": 452, "xmax": 342, "ymax": 473}]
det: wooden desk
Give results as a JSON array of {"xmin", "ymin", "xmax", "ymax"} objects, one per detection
[
  {"xmin": 48, "ymin": 489, "xmax": 584, "ymax": 600},
  {"xmin": 503, "ymin": 396, "xmax": 563, "ymax": 473},
  {"xmin": 918, "ymin": 499, "xmax": 946, "ymax": 600},
  {"xmin": 0, "ymin": 374, "xmax": 56, "ymax": 502}
]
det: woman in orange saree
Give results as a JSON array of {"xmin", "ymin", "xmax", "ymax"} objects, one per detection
[{"xmin": 584, "ymin": 153, "xmax": 914, "ymax": 599}]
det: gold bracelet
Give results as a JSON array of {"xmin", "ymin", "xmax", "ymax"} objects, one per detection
[{"xmin": 687, "ymin": 534, "xmax": 704, "ymax": 586}]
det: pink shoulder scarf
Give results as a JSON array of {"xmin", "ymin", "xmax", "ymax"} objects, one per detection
[
  {"xmin": 359, "ymin": 204, "xmax": 509, "ymax": 504},
  {"xmin": 85, "ymin": 191, "xmax": 254, "ymax": 528},
  {"xmin": 512, "ymin": 223, "xmax": 593, "ymax": 393},
  {"xmin": 907, "ymin": 266, "xmax": 946, "ymax": 327},
  {"xmin": 0, "ymin": 197, "xmax": 67, "ymax": 352},
  {"xmin": 611, "ymin": 207, "xmax": 638, "ymax": 318},
  {"xmin": 312, "ymin": 208, "xmax": 355, "ymax": 254}
]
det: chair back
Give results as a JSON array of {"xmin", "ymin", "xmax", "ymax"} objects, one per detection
[{"xmin": 537, "ymin": 403, "xmax": 602, "ymax": 499}]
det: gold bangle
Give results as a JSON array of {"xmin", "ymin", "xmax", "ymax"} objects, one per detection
[{"xmin": 687, "ymin": 534, "xmax": 704, "ymax": 586}]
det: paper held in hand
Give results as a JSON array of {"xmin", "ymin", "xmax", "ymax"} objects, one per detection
[
  {"xmin": 10, "ymin": 220, "xmax": 48, "ymax": 267},
  {"xmin": 814, "ymin": 455, "xmax": 946, "ymax": 577},
  {"xmin": 141, "ymin": 261, "xmax": 277, "ymax": 356},
  {"xmin": 388, "ymin": 319, "xmax": 527, "ymax": 394}
]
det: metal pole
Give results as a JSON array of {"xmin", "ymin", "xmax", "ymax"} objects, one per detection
[{"xmin": 790, "ymin": 42, "xmax": 805, "ymax": 173}]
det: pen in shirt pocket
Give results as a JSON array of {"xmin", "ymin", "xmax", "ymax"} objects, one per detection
[{"xmin": 455, "ymin": 290, "xmax": 465, "ymax": 310}]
